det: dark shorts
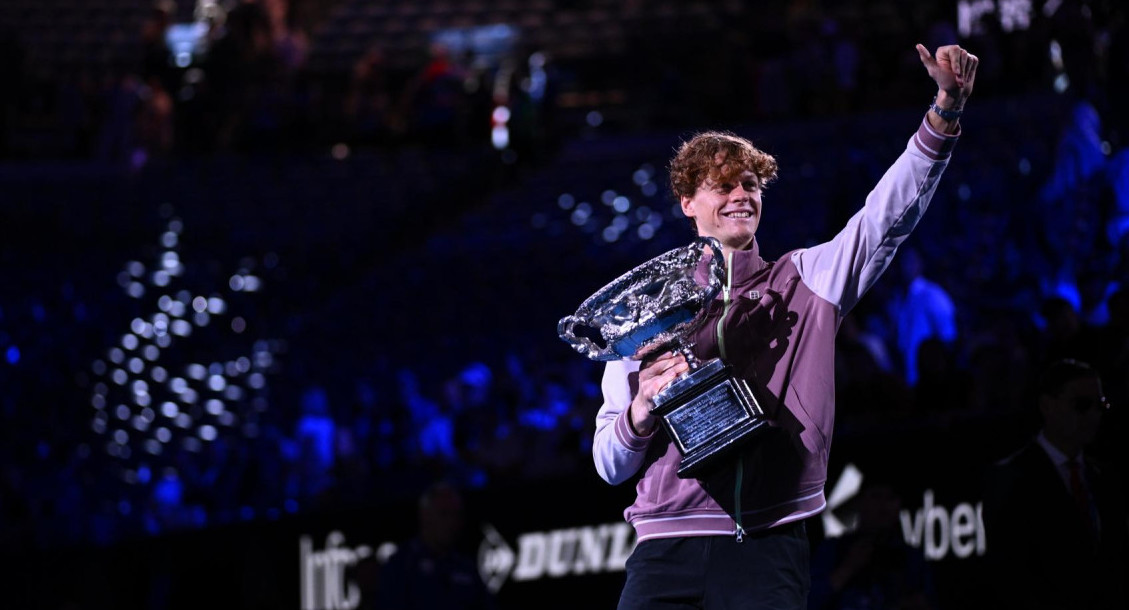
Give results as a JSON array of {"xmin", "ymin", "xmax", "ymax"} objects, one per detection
[{"xmin": 617, "ymin": 520, "xmax": 810, "ymax": 610}]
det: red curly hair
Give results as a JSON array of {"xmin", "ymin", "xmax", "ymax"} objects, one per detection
[{"xmin": 669, "ymin": 131, "xmax": 778, "ymax": 201}]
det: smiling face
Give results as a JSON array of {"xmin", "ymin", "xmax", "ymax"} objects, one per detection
[
  {"xmin": 668, "ymin": 131, "xmax": 777, "ymax": 256},
  {"xmin": 681, "ymin": 171, "xmax": 763, "ymax": 254}
]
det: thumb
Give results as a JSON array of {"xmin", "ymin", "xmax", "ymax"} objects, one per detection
[{"xmin": 915, "ymin": 43, "xmax": 934, "ymax": 68}]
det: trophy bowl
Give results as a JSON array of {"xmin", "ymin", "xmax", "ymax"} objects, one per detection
[{"xmin": 557, "ymin": 238, "xmax": 725, "ymax": 362}]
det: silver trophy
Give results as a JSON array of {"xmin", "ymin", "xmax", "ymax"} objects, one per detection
[{"xmin": 559, "ymin": 237, "xmax": 768, "ymax": 478}]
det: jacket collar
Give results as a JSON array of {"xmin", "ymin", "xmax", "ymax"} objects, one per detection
[
  {"xmin": 693, "ymin": 237, "xmax": 768, "ymax": 293},
  {"xmin": 729, "ymin": 237, "xmax": 769, "ymax": 277}
]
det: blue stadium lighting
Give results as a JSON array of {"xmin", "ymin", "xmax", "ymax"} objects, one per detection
[
  {"xmin": 6, "ymin": 345, "xmax": 19, "ymax": 364},
  {"xmin": 171, "ymin": 319, "xmax": 192, "ymax": 337},
  {"xmin": 161, "ymin": 401, "xmax": 179, "ymax": 418},
  {"xmin": 131, "ymin": 318, "xmax": 149, "ymax": 336},
  {"xmin": 557, "ymin": 193, "xmax": 575, "ymax": 209}
]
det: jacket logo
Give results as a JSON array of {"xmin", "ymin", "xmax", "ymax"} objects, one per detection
[{"xmin": 747, "ymin": 290, "xmax": 761, "ymax": 300}]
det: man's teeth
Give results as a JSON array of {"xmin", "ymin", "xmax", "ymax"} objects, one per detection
[{"xmin": 725, "ymin": 212, "xmax": 752, "ymax": 218}]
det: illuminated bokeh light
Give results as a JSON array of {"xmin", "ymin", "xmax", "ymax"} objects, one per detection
[{"xmin": 88, "ymin": 212, "xmax": 281, "ymax": 483}]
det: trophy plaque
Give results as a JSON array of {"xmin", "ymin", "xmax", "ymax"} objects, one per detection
[{"xmin": 558, "ymin": 238, "xmax": 768, "ymax": 478}]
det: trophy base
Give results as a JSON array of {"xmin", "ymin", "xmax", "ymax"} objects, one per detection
[{"xmin": 651, "ymin": 359, "xmax": 769, "ymax": 479}]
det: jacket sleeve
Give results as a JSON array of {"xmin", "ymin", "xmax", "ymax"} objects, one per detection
[
  {"xmin": 791, "ymin": 116, "xmax": 959, "ymax": 315},
  {"xmin": 592, "ymin": 359, "xmax": 655, "ymax": 485}
]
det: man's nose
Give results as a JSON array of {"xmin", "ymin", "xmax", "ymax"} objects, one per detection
[{"xmin": 730, "ymin": 185, "xmax": 753, "ymax": 200}]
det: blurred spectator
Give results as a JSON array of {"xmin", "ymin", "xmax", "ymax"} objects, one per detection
[
  {"xmin": 982, "ymin": 359, "xmax": 1128, "ymax": 610},
  {"xmin": 295, "ymin": 385, "xmax": 336, "ymax": 498},
  {"xmin": 809, "ymin": 477, "xmax": 937, "ymax": 610},
  {"xmin": 373, "ymin": 481, "xmax": 497, "ymax": 610},
  {"xmin": 888, "ymin": 248, "xmax": 958, "ymax": 386}
]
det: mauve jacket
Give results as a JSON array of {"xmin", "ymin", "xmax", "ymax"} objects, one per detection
[{"xmin": 593, "ymin": 116, "xmax": 960, "ymax": 542}]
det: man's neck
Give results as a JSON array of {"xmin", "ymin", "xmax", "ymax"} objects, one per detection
[{"xmin": 1038, "ymin": 429, "xmax": 1081, "ymax": 461}]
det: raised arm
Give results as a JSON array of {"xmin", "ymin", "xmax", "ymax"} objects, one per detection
[{"xmin": 793, "ymin": 44, "xmax": 978, "ymax": 314}]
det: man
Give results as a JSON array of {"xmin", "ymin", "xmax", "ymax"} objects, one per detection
[
  {"xmin": 374, "ymin": 482, "xmax": 497, "ymax": 610},
  {"xmin": 983, "ymin": 360, "xmax": 1128, "ymax": 610},
  {"xmin": 592, "ymin": 44, "xmax": 978, "ymax": 609}
]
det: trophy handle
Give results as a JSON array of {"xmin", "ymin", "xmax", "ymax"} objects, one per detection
[{"xmin": 558, "ymin": 315, "xmax": 611, "ymax": 359}]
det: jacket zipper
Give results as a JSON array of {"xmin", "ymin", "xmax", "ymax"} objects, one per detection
[{"xmin": 716, "ymin": 252, "xmax": 747, "ymax": 543}]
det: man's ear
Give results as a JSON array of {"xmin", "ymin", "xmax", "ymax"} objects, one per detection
[{"xmin": 680, "ymin": 194, "xmax": 695, "ymax": 218}]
